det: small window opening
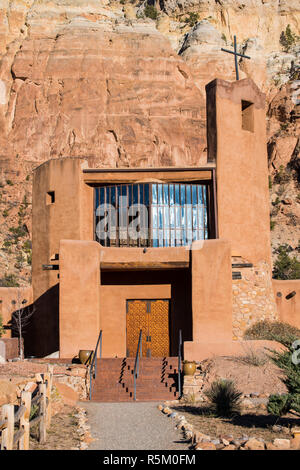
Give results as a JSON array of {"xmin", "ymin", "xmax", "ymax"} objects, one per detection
[
  {"xmin": 241, "ymin": 100, "xmax": 254, "ymax": 132},
  {"xmin": 46, "ymin": 191, "xmax": 55, "ymax": 205}
]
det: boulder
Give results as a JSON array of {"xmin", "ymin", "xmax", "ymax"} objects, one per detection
[
  {"xmin": 243, "ymin": 438, "xmax": 265, "ymax": 450},
  {"xmin": 273, "ymin": 438, "xmax": 290, "ymax": 450},
  {"xmin": 195, "ymin": 441, "xmax": 216, "ymax": 450}
]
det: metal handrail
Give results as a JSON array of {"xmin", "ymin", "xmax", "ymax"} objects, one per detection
[
  {"xmin": 133, "ymin": 330, "xmax": 143, "ymax": 401},
  {"xmin": 178, "ymin": 329, "xmax": 182, "ymax": 398},
  {"xmin": 89, "ymin": 330, "xmax": 103, "ymax": 400}
]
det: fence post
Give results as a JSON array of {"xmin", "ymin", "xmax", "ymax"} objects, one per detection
[
  {"xmin": 1, "ymin": 404, "xmax": 14, "ymax": 450},
  {"xmin": 45, "ymin": 365, "xmax": 53, "ymax": 428},
  {"xmin": 39, "ymin": 383, "xmax": 47, "ymax": 444},
  {"xmin": 19, "ymin": 391, "xmax": 31, "ymax": 450}
]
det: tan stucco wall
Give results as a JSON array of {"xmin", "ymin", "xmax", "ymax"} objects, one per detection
[
  {"xmin": 0, "ymin": 287, "xmax": 33, "ymax": 338},
  {"xmin": 59, "ymin": 239, "xmax": 100, "ymax": 358},
  {"xmin": 185, "ymin": 239, "xmax": 233, "ymax": 358},
  {"xmin": 206, "ymin": 78, "xmax": 272, "ymax": 266},
  {"xmin": 273, "ymin": 279, "xmax": 300, "ymax": 330},
  {"xmin": 32, "ymin": 157, "xmax": 93, "ymax": 301}
]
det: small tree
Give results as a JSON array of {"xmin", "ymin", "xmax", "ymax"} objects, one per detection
[
  {"xmin": 280, "ymin": 25, "xmax": 297, "ymax": 52},
  {"xmin": 10, "ymin": 293, "xmax": 35, "ymax": 360},
  {"xmin": 273, "ymin": 245, "xmax": 300, "ymax": 280},
  {"xmin": 0, "ymin": 312, "xmax": 4, "ymax": 338}
]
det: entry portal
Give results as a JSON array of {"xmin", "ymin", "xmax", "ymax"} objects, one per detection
[{"xmin": 126, "ymin": 300, "xmax": 170, "ymax": 357}]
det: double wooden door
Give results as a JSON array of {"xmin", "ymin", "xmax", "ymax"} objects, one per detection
[{"xmin": 126, "ymin": 299, "xmax": 170, "ymax": 357}]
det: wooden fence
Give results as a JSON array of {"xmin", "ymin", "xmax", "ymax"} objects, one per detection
[{"xmin": 0, "ymin": 365, "xmax": 53, "ymax": 450}]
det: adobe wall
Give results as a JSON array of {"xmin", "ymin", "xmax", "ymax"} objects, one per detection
[
  {"xmin": 32, "ymin": 157, "xmax": 93, "ymax": 302},
  {"xmin": 59, "ymin": 240, "xmax": 100, "ymax": 358},
  {"xmin": 273, "ymin": 279, "xmax": 300, "ymax": 330},
  {"xmin": 0, "ymin": 286, "xmax": 33, "ymax": 338},
  {"xmin": 185, "ymin": 239, "xmax": 233, "ymax": 358}
]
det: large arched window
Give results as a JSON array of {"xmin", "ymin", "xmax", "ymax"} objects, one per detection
[{"xmin": 94, "ymin": 183, "xmax": 209, "ymax": 247}]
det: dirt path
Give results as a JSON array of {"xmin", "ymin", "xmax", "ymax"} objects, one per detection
[{"xmin": 80, "ymin": 401, "xmax": 190, "ymax": 451}]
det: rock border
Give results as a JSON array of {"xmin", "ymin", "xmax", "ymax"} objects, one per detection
[{"xmin": 158, "ymin": 401, "xmax": 300, "ymax": 450}]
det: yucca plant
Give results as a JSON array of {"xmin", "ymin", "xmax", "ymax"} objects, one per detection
[{"xmin": 205, "ymin": 379, "xmax": 242, "ymax": 417}]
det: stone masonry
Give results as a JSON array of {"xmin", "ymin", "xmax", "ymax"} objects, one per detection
[{"xmin": 232, "ymin": 260, "xmax": 278, "ymax": 340}]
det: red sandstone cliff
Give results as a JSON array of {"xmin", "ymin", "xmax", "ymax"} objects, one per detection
[{"xmin": 0, "ymin": 0, "xmax": 299, "ymax": 285}]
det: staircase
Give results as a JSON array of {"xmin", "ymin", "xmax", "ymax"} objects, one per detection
[{"xmin": 90, "ymin": 357, "xmax": 180, "ymax": 402}]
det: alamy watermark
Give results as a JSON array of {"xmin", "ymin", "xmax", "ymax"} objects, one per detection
[
  {"xmin": 95, "ymin": 196, "xmax": 206, "ymax": 249},
  {"xmin": 292, "ymin": 340, "xmax": 300, "ymax": 365}
]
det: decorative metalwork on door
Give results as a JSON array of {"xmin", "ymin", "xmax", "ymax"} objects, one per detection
[{"xmin": 126, "ymin": 300, "xmax": 170, "ymax": 357}]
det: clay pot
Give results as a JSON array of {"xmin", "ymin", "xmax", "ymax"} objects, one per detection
[
  {"xmin": 79, "ymin": 350, "xmax": 93, "ymax": 365},
  {"xmin": 183, "ymin": 362, "xmax": 196, "ymax": 376}
]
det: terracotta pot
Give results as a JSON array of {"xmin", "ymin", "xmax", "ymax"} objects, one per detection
[
  {"xmin": 79, "ymin": 349, "xmax": 93, "ymax": 365},
  {"xmin": 183, "ymin": 362, "xmax": 196, "ymax": 376}
]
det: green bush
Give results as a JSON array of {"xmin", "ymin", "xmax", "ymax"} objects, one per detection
[
  {"xmin": 273, "ymin": 245, "xmax": 300, "ymax": 280},
  {"xmin": 0, "ymin": 274, "xmax": 20, "ymax": 287},
  {"xmin": 280, "ymin": 25, "xmax": 297, "ymax": 52},
  {"xmin": 144, "ymin": 5, "xmax": 158, "ymax": 20},
  {"xmin": 274, "ymin": 165, "xmax": 291, "ymax": 184},
  {"xmin": 267, "ymin": 394, "xmax": 292, "ymax": 417},
  {"xmin": 244, "ymin": 320, "xmax": 300, "ymax": 342},
  {"xmin": 267, "ymin": 336, "xmax": 300, "ymax": 416},
  {"xmin": 205, "ymin": 379, "xmax": 242, "ymax": 417},
  {"xmin": 185, "ymin": 12, "xmax": 199, "ymax": 27}
]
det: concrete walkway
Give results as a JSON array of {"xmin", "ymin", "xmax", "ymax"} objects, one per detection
[{"xmin": 80, "ymin": 402, "xmax": 190, "ymax": 450}]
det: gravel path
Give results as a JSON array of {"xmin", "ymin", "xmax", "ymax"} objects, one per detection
[{"xmin": 80, "ymin": 401, "xmax": 190, "ymax": 450}]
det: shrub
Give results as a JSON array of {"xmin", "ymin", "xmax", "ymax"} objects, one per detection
[
  {"xmin": 244, "ymin": 320, "xmax": 300, "ymax": 342},
  {"xmin": 273, "ymin": 245, "xmax": 300, "ymax": 280},
  {"xmin": 274, "ymin": 165, "xmax": 291, "ymax": 184},
  {"xmin": 270, "ymin": 219, "xmax": 276, "ymax": 230},
  {"xmin": 185, "ymin": 12, "xmax": 199, "ymax": 27},
  {"xmin": 0, "ymin": 274, "xmax": 20, "ymax": 287},
  {"xmin": 144, "ymin": 5, "xmax": 158, "ymax": 20},
  {"xmin": 267, "ymin": 336, "xmax": 300, "ymax": 416},
  {"xmin": 236, "ymin": 347, "xmax": 268, "ymax": 367},
  {"xmin": 280, "ymin": 24, "xmax": 297, "ymax": 52},
  {"xmin": 267, "ymin": 394, "xmax": 292, "ymax": 417},
  {"xmin": 205, "ymin": 379, "xmax": 242, "ymax": 417}
]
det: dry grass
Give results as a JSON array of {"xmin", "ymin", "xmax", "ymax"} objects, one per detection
[{"xmin": 29, "ymin": 405, "xmax": 80, "ymax": 450}]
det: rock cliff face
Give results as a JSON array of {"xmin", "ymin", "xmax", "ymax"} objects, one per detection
[{"xmin": 0, "ymin": 0, "xmax": 299, "ymax": 285}]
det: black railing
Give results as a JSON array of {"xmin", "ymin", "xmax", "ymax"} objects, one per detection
[
  {"xmin": 89, "ymin": 330, "xmax": 103, "ymax": 401},
  {"xmin": 133, "ymin": 330, "xmax": 143, "ymax": 401},
  {"xmin": 178, "ymin": 329, "xmax": 182, "ymax": 398}
]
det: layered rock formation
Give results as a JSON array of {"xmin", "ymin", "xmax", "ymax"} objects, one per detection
[{"xmin": 0, "ymin": 0, "xmax": 299, "ymax": 285}]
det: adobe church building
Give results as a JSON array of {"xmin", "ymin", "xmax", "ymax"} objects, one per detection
[{"xmin": 1, "ymin": 78, "xmax": 299, "ymax": 361}]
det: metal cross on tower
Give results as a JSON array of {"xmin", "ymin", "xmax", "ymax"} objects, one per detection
[{"xmin": 221, "ymin": 35, "xmax": 251, "ymax": 81}]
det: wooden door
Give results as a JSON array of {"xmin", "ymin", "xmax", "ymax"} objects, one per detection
[{"xmin": 126, "ymin": 300, "xmax": 170, "ymax": 357}]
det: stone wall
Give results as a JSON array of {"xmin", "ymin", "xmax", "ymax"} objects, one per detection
[{"xmin": 232, "ymin": 260, "xmax": 278, "ymax": 340}]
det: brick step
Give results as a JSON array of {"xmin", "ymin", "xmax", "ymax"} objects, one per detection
[
  {"xmin": 94, "ymin": 374, "xmax": 178, "ymax": 382},
  {"xmin": 90, "ymin": 356, "xmax": 179, "ymax": 402}
]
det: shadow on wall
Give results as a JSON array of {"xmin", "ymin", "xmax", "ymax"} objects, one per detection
[{"xmin": 9, "ymin": 284, "xmax": 59, "ymax": 358}]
